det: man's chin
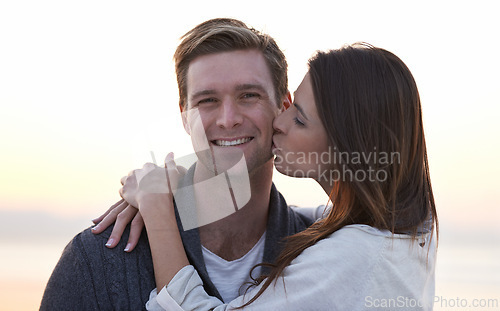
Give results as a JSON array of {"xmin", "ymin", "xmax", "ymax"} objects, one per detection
[{"xmin": 209, "ymin": 147, "xmax": 244, "ymax": 172}]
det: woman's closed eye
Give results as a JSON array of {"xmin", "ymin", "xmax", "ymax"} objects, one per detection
[{"xmin": 293, "ymin": 117, "xmax": 305, "ymax": 126}]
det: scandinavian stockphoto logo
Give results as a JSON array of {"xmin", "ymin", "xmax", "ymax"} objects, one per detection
[
  {"xmin": 365, "ymin": 295, "xmax": 499, "ymax": 309},
  {"xmin": 274, "ymin": 146, "xmax": 401, "ymax": 185},
  {"xmin": 135, "ymin": 108, "xmax": 252, "ymax": 230}
]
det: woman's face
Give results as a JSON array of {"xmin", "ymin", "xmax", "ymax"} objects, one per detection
[{"xmin": 272, "ymin": 73, "xmax": 331, "ymax": 181}]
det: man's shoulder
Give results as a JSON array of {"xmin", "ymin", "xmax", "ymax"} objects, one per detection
[
  {"xmin": 74, "ymin": 225, "xmax": 109, "ymax": 248},
  {"xmin": 64, "ymin": 225, "xmax": 114, "ymax": 253},
  {"xmin": 62, "ymin": 224, "xmax": 153, "ymax": 267},
  {"xmin": 58, "ymin": 226, "xmax": 106, "ymax": 259},
  {"xmin": 289, "ymin": 205, "xmax": 329, "ymax": 222},
  {"xmin": 41, "ymin": 224, "xmax": 155, "ymax": 310},
  {"xmin": 286, "ymin": 205, "xmax": 316, "ymax": 228}
]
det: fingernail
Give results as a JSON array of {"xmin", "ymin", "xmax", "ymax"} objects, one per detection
[
  {"xmin": 91, "ymin": 225, "xmax": 99, "ymax": 231},
  {"xmin": 105, "ymin": 238, "xmax": 114, "ymax": 247},
  {"xmin": 124, "ymin": 243, "xmax": 131, "ymax": 252}
]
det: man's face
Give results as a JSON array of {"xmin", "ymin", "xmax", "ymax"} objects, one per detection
[{"xmin": 182, "ymin": 49, "xmax": 281, "ymax": 176}]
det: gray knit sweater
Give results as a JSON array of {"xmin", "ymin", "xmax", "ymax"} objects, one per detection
[{"xmin": 40, "ymin": 182, "xmax": 313, "ymax": 311}]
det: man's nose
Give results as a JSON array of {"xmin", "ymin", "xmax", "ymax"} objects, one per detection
[{"xmin": 216, "ymin": 100, "xmax": 243, "ymax": 129}]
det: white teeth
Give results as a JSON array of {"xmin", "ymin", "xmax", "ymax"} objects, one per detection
[{"xmin": 214, "ymin": 137, "xmax": 252, "ymax": 147}]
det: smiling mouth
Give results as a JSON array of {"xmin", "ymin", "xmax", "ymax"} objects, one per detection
[{"xmin": 212, "ymin": 137, "xmax": 254, "ymax": 147}]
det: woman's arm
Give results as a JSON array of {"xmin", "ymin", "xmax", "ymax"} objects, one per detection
[
  {"xmin": 139, "ymin": 194, "xmax": 189, "ymax": 289},
  {"xmin": 121, "ymin": 153, "xmax": 189, "ymax": 290},
  {"xmin": 148, "ymin": 226, "xmax": 424, "ymax": 311},
  {"xmin": 149, "ymin": 233, "xmax": 340, "ymax": 311},
  {"xmin": 140, "ymin": 192, "xmax": 189, "ymax": 290}
]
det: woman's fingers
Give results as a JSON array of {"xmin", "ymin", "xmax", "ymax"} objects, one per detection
[
  {"xmin": 91, "ymin": 200, "xmax": 127, "ymax": 233},
  {"xmin": 120, "ymin": 174, "xmax": 139, "ymax": 207},
  {"xmin": 164, "ymin": 152, "xmax": 186, "ymax": 195},
  {"xmin": 104, "ymin": 204, "xmax": 138, "ymax": 248},
  {"xmin": 164, "ymin": 152, "xmax": 176, "ymax": 194},
  {"xmin": 91, "ymin": 199, "xmax": 124, "ymax": 224},
  {"xmin": 124, "ymin": 212, "xmax": 145, "ymax": 252}
]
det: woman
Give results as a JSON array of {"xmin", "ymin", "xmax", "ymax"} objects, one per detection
[{"xmin": 123, "ymin": 43, "xmax": 438, "ymax": 310}]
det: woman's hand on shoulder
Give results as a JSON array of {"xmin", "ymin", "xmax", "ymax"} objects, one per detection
[
  {"xmin": 91, "ymin": 199, "xmax": 144, "ymax": 252},
  {"xmin": 91, "ymin": 153, "xmax": 186, "ymax": 251}
]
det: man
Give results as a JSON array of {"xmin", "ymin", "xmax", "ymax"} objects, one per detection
[{"xmin": 40, "ymin": 18, "xmax": 315, "ymax": 310}]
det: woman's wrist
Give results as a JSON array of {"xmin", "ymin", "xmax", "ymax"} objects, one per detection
[{"xmin": 139, "ymin": 194, "xmax": 176, "ymax": 229}]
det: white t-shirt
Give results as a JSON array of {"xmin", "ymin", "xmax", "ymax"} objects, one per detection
[
  {"xmin": 202, "ymin": 232, "xmax": 266, "ymax": 302},
  {"xmin": 200, "ymin": 206, "xmax": 324, "ymax": 302}
]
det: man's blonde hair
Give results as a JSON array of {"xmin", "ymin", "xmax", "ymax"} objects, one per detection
[{"xmin": 174, "ymin": 18, "xmax": 288, "ymax": 109}]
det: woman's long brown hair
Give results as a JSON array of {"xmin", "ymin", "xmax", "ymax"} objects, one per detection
[{"xmin": 239, "ymin": 43, "xmax": 438, "ymax": 308}]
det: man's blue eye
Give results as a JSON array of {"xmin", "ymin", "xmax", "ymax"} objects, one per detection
[{"xmin": 199, "ymin": 98, "xmax": 216, "ymax": 104}]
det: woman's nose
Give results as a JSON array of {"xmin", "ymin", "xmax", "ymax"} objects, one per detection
[{"xmin": 273, "ymin": 111, "xmax": 287, "ymax": 134}]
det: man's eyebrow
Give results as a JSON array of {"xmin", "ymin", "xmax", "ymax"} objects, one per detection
[
  {"xmin": 294, "ymin": 102, "xmax": 309, "ymax": 120},
  {"xmin": 191, "ymin": 89, "xmax": 217, "ymax": 99},
  {"xmin": 190, "ymin": 84, "xmax": 268, "ymax": 99},
  {"xmin": 235, "ymin": 84, "xmax": 268, "ymax": 93}
]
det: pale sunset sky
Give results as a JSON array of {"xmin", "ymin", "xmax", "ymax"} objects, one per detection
[{"xmin": 0, "ymin": 1, "xmax": 499, "ymax": 310}]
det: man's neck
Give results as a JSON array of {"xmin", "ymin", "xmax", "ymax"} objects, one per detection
[{"xmin": 194, "ymin": 160, "xmax": 274, "ymax": 261}]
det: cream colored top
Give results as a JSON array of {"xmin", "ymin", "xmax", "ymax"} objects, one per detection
[{"xmin": 146, "ymin": 224, "xmax": 436, "ymax": 310}]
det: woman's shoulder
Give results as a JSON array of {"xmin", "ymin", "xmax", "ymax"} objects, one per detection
[
  {"xmin": 286, "ymin": 225, "xmax": 389, "ymax": 273},
  {"xmin": 313, "ymin": 225, "xmax": 392, "ymax": 251},
  {"xmin": 292, "ymin": 224, "xmax": 430, "ymax": 269},
  {"xmin": 274, "ymin": 226, "xmax": 397, "ymax": 309},
  {"xmin": 287, "ymin": 225, "xmax": 434, "ymax": 307}
]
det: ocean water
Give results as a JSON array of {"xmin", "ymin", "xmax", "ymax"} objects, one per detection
[
  {"xmin": 434, "ymin": 234, "xmax": 500, "ymax": 310},
  {"xmin": 0, "ymin": 241, "xmax": 67, "ymax": 311},
  {"xmin": 1, "ymin": 232, "xmax": 498, "ymax": 310}
]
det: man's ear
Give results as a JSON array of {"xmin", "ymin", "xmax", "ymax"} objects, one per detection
[
  {"xmin": 180, "ymin": 104, "xmax": 191, "ymax": 135},
  {"xmin": 281, "ymin": 91, "xmax": 292, "ymax": 112}
]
